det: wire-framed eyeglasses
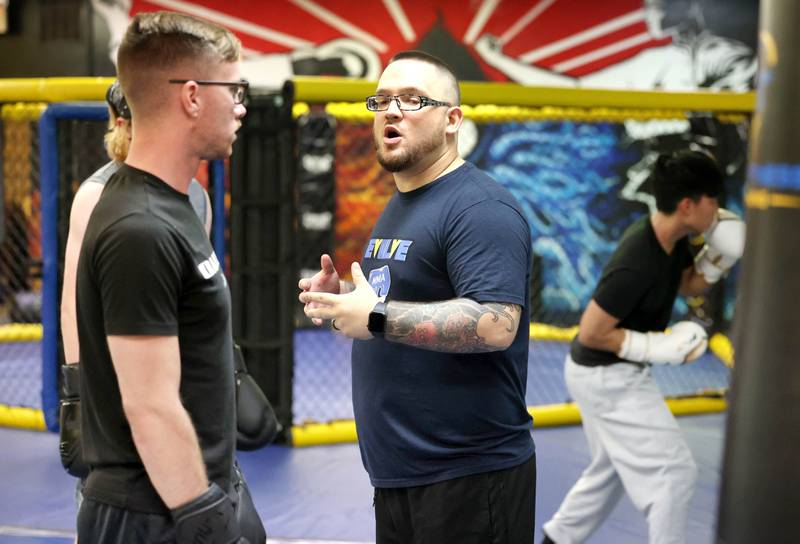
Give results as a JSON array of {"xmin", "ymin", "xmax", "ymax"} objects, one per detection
[
  {"xmin": 168, "ymin": 79, "xmax": 250, "ymax": 105},
  {"xmin": 366, "ymin": 94, "xmax": 451, "ymax": 112}
]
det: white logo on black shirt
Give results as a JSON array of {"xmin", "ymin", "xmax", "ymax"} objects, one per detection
[{"xmin": 197, "ymin": 252, "xmax": 220, "ymax": 280}]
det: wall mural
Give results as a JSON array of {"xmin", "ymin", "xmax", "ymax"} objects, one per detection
[
  {"xmin": 92, "ymin": 0, "xmax": 758, "ymax": 90},
  {"xmin": 332, "ymin": 117, "xmax": 747, "ymax": 327},
  {"xmin": 91, "ymin": 0, "xmax": 754, "ymax": 328}
]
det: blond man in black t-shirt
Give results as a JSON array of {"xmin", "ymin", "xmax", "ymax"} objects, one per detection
[{"xmin": 74, "ymin": 11, "xmax": 261, "ymax": 543}]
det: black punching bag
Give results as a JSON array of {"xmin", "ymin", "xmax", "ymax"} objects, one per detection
[{"xmin": 716, "ymin": 2, "xmax": 800, "ymax": 543}]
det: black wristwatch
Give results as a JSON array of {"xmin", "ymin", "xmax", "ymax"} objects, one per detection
[{"xmin": 367, "ymin": 301, "xmax": 388, "ymax": 337}]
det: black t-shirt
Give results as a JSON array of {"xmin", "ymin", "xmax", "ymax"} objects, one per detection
[
  {"xmin": 82, "ymin": 160, "xmax": 209, "ymax": 225},
  {"xmin": 76, "ymin": 164, "xmax": 235, "ymax": 514},
  {"xmin": 571, "ymin": 215, "xmax": 693, "ymax": 366},
  {"xmin": 352, "ymin": 162, "xmax": 535, "ymax": 488}
]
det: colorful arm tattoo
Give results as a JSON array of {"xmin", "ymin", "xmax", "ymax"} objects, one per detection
[{"xmin": 385, "ymin": 299, "xmax": 521, "ymax": 353}]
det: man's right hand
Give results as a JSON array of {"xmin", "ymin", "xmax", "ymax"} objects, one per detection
[
  {"xmin": 694, "ymin": 208, "xmax": 746, "ymax": 284},
  {"xmin": 59, "ymin": 362, "xmax": 89, "ymax": 478},
  {"xmin": 298, "ymin": 254, "xmax": 340, "ymax": 326},
  {"xmin": 171, "ymin": 482, "xmax": 249, "ymax": 544},
  {"xmin": 617, "ymin": 321, "xmax": 708, "ymax": 365}
]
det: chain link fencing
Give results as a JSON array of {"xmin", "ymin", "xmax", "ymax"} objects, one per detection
[
  {"xmin": 0, "ymin": 104, "xmax": 46, "ymax": 416},
  {"xmin": 291, "ymin": 106, "xmax": 747, "ymax": 425}
]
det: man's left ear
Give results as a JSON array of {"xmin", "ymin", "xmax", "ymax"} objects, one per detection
[
  {"xmin": 445, "ymin": 106, "xmax": 463, "ymax": 134},
  {"xmin": 677, "ymin": 196, "xmax": 696, "ymax": 216},
  {"xmin": 177, "ymin": 81, "xmax": 202, "ymax": 119}
]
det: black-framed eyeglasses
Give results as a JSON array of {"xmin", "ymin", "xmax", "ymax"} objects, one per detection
[
  {"xmin": 168, "ymin": 79, "xmax": 250, "ymax": 105},
  {"xmin": 366, "ymin": 94, "xmax": 451, "ymax": 112}
]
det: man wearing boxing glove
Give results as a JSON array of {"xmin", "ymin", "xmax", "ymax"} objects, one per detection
[
  {"xmin": 74, "ymin": 12, "xmax": 263, "ymax": 543},
  {"xmin": 60, "ymin": 80, "xmax": 268, "ymax": 542},
  {"xmin": 542, "ymin": 150, "xmax": 745, "ymax": 544},
  {"xmin": 59, "ymin": 80, "xmax": 213, "ymax": 483}
]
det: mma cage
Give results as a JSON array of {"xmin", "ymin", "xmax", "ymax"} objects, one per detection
[{"xmin": 0, "ymin": 76, "xmax": 751, "ymax": 447}]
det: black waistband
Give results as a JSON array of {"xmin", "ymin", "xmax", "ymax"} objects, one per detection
[
  {"xmin": 570, "ymin": 357, "xmax": 648, "ymax": 370},
  {"xmin": 84, "ymin": 466, "xmax": 169, "ymax": 514}
]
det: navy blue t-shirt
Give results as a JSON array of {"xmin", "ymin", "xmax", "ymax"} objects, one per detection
[{"xmin": 351, "ymin": 161, "xmax": 535, "ymax": 488}]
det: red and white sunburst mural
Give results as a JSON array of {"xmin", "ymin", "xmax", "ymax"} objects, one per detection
[{"xmin": 95, "ymin": 0, "xmax": 756, "ymax": 91}]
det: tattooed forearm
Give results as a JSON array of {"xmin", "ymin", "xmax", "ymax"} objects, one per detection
[
  {"xmin": 385, "ymin": 299, "xmax": 521, "ymax": 353},
  {"xmin": 482, "ymin": 302, "xmax": 518, "ymax": 333}
]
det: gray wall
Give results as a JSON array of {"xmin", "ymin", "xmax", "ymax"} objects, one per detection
[{"xmin": 0, "ymin": 0, "xmax": 115, "ymax": 78}]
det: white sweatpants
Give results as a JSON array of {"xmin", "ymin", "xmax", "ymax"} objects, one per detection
[{"xmin": 543, "ymin": 356, "xmax": 698, "ymax": 544}]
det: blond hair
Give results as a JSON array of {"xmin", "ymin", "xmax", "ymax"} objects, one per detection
[
  {"xmin": 116, "ymin": 11, "xmax": 241, "ymax": 113},
  {"xmin": 103, "ymin": 110, "xmax": 130, "ymax": 162}
]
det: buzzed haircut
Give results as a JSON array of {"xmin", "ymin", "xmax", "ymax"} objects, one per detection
[
  {"xmin": 116, "ymin": 11, "xmax": 241, "ymax": 111},
  {"xmin": 651, "ymin": 150, "xmax": 724, "ymax": 213},
  {"xmin": 389, "ymin": 50, "xmax": 461, "ymax": 105}
]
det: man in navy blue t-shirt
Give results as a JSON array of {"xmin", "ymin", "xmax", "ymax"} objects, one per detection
[{"xmin": 300, "ymin": 50, "xmax": 536, "ymax": 543}]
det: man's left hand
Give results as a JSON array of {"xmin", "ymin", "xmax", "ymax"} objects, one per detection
[{"xmin": 299, "ymin": 262, "xmax": 378, "ymax": 340}]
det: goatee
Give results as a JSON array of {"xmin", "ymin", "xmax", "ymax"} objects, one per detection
[
  {"xmin": 376, "ymin": 148, "xmax": 414, "ymax": 172},
  {"xmin": 374, "ymin": 131, "xmax": 441, "ymax": 173}
]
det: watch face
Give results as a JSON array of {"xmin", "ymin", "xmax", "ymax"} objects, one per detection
[{"xmin": 368, "ymin": 302, "xmax": 387, "ymax": 334}]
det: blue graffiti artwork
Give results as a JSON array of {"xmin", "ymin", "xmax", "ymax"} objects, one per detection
[{"xmin": 470, "ymin": 121, "xmax": 649, "ymax": 321}]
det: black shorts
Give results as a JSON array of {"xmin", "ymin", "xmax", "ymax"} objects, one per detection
[
  {"xmin": 374, "ymin": 453, "xmax": 536, "ymax": 544},
  {"xmin": 77, "ymin": 464, "xmax": 265, "ymax": 543},
  {"xmin": 77, "ymin": 499, "xmax": 174, "ymax": 544}
]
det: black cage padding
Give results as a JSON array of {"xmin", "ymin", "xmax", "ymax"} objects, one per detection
[{"xmin": 230, "ymin": 81, "xmax": 296, "ymax": 439}]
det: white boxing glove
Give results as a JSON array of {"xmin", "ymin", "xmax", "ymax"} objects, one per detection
[
  {"xmin": 618, "ymin": 321, "xmax": 708, "ymax": 365},
  {"xmin": 695, "ymin": 208, "xmax": 746, "ymax": 283}
]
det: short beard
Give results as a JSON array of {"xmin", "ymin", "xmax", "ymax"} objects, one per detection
[
  {"xmin": 376, "ymin": 147, "xmax": 414, "ymax": 172},
  {"xmin": 374, "ymin": 130, "xmax": 441, "ymax": 173}
]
